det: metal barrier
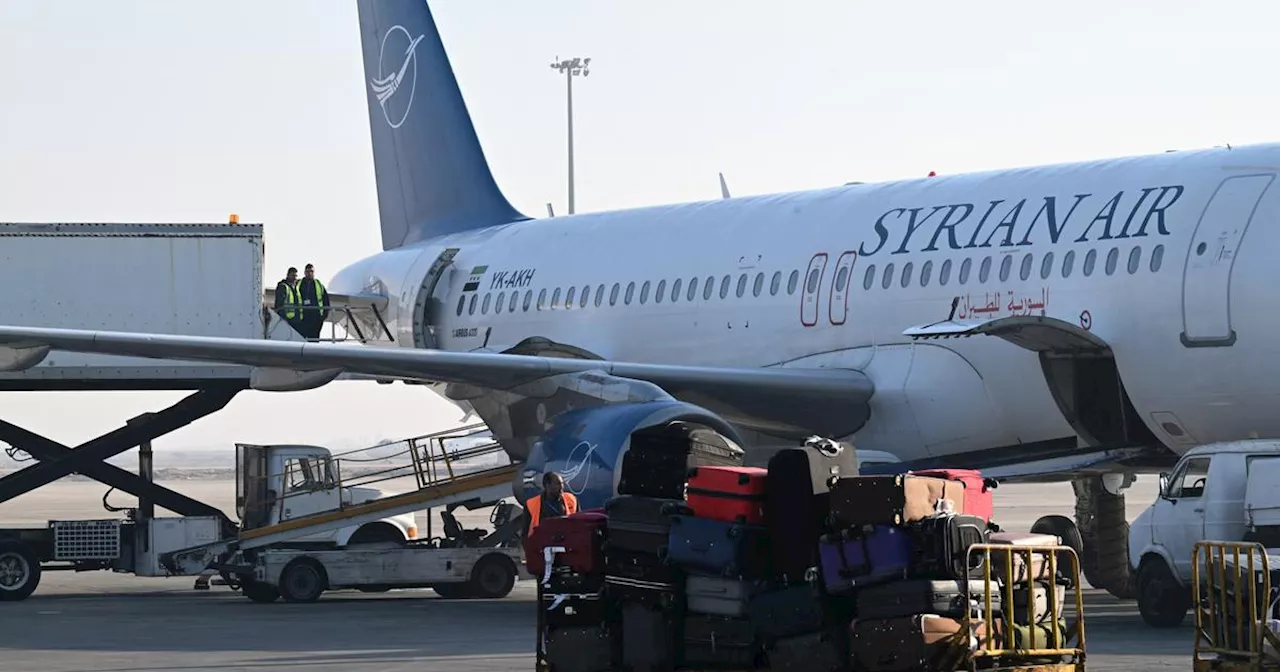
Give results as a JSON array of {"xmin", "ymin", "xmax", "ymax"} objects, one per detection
[
  {"xmin": 1192, "ymin": 540, "xmax": 1280, "ymax": 671},
  {"xmin": 961, "ymin": 543, "xmax": 1087, "ymax": 671}
]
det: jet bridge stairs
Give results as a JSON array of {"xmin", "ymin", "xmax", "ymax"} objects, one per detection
[{"xmin": 161, "ymin": 424, "xmax": 522, "ymax": 576}]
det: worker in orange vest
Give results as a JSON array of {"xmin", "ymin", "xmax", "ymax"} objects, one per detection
[{"xmin": 525, "ymin": 471, "xmax": 578, "ymax": 535}]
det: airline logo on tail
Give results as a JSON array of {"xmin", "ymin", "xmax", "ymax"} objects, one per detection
[{"xmin": 370, "ymin": 25, "xmax": 425, "ymax": 129}]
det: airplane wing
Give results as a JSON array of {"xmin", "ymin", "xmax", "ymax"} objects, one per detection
[{"xmin": 0, "ymin": 326, "xmax": 874, "ymax": 439}]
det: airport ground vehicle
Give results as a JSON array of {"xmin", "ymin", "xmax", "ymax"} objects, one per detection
[
  {"xmin": 1129, "ymin": 440, "xmax": 1280, "ymax": 627},
  {"xmin": 1191, "ymin": 540, "xmax": 1280, "ymax": 672}
]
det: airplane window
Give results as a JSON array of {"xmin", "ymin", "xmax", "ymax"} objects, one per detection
[
  {"xmin": 523, "ymin": 290, "xmax": 533, "ymax": 311},
  {"xmin": 671, "ymin": 279, "xmax": 682, "ymax": 302},
  {"xmin": 806, "ymin": 269, "xmax": 820, "ymax": 294},
  {"xmin": 940, "ymin": 259, "xmax": 952, "ymax": 286},
  {"xmin": 580, "ymin": 285, "xmax": 590, "ymax": 308},
  {"xmin": 1019, "ymin": 253, "xmax": 1033, "ymax": 281},
  {"xmin": 863, "ymin": 265, "xmax": 876, "ymax": 290},
  {"xmin": 1062, "ymin": 250, "xmax": 1075, "ymax": 278},
  {"xmin": 1083, "ymin": 249, "xmax": 1096, "ymax": 276},
  {"xmin": 753, "ymin": 272, "xmax": 765, "ymax": 297},
  {"xmin": 655, "ymin": 280, "xmax": 666, "ymax": 304},
  {"xmin": 900, "ymin": 262, "xmax": 914, "ymax": 288},
  {"xmin": 704, "ymin": 276, "xmax": 715, "ymax": 301},
  {"xmin": 456, "ymin": 294, "xmax": 466, "ymax": 317},
  {"xmin": 511, "ymin": 291, "xmax": 520, "ymax": 313},
  {"xmin": 468, "ymin": 293, "xmax": 478, "ymax": 315},
  {"xmin": 1040, "ymin": 252, "xmax": 1054, "ymax": 280},
  {"xmin": 1150, "ymin": 244, "xmax": 1165, "ymax": 273},
  {"xmin": 496, "ymin": 291, "xmax": 505, "ymax": 314},
  {"xmin": 736, "ymin": 274, "xmax": 748, "ymax": 298},
  {"xmin": 998, "ymin": 255, "xmax": 1012, "ymax": 282},
  {"xmin": 565, "ymin": 286, "xmax": 576, "ymax": 308},
  {"xmin": 640, "ymin": 281, "xmax": 651, "ymax": 304},
  {"xmin": 1127, "ymin": 246, "xmax": 1141, "ymax": 275},
  {"xmin": 537, "ymin": 288, "xmax": 547, "ymax": 310},
  {"xmin": 882, "ymin": 263, "xmax": 895, "ymax": 290},
  {"xmin": 594, "ymin": 285, "xmax": 604, "ymax": 307},
  {"xmin": 551, "ymin": 287, "xmax": 562, "ymax": 309},
  {"xmin": 1105, "ymin": 247, "xmax": 1119, "ymax": 276},
  {"xmin": 787, "ymin": 270, "xmax": 800, "ymax": 295},
  {"xmin": 835, "ymin": 266, "xmax": 849, "ymax": 292},
  {"xmin": 770, "ymin": 271, "xmax": 782, "ymax": 296},
  {"xmin": 687, "ymin": 277, "xmax": 698, "ymax": 302},
  {"xmin": 610, "ymin": 283, "xmax": 620, "ymax": 306},
  {"xmin": 978, "ymin": 257, "xmax": 991, "ymax": 283},
  {"xmin": 920, "ymin": 261, "xmax": 933, "ymax": 287},
  {"xmin": 626, "ymin": 282, "xmax": 636, "ymax": 305},
  {"xmin": 482, "ymin": 293, "xmax": 492, "ymax": 315},
  {"xmin": 958, "ymin": 258, "xmax": 971, "ymax": 285},
  {"xmin": 720, "ymin": 275, "xmax": 731, "ymax": 300}
]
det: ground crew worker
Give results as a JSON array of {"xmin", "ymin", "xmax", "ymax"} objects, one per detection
[
  {"xmin": 298, "ymin": 263, "xmax": 331, "ymax": 340},
  {"xmin": 273, "ymin": 267, "xmax": 303, "ymax": 336},
  {"xmin": 525, "ymin": 472, "xmax": 578, "ymax": 535}
]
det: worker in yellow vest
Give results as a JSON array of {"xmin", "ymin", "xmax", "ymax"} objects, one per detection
[
  {"xmin": 525, "ymin": 472, "xmax": 578, "ymax": 535},
  {"xmin": 298, "ymin": 263, "xmax": 331, "ymax": 340},
  {"xmin": 273, "ymin": 267, "xmax": 303, "ymax": 336}
]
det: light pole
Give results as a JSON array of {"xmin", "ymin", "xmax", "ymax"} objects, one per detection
[{"xmin": 549, "ymin": 56, "xmax": 590, "ymax": 215}]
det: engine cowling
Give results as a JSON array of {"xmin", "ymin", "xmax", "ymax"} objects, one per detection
[{"xmin": 517, "ymin": 400, "xmax": 746, "ymax": 511}]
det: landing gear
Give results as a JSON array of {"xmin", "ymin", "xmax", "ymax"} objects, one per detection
[{"xmin": 1072, "ymin": 474, "xmax": 1137, "ymax": 599}]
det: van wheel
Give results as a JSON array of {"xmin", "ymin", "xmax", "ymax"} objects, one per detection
[
  {"xmin": 469, "ymin": 554, "xmax": 517, "ymax": 599},
  {"xmin": 433, "ymin": 582, "xmax": 470, "ymax": 599},
  {"xmin": 278, "ymin": 558, "xmax": 327, "ymax": 603},
  {"xmin": 0, "ymin": 540, "xmax": 40, "ymax": 602},
  {"xmin": 1137, "ymin": 557, "xmax": 1189, "ymax": 627},
  {"xmin": 241, "ymin": 579, "xmax": 280, "ymax": 603}
]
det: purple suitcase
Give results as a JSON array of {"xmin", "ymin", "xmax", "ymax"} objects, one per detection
[{"xmin": 818, "ymin": 524, "xmax": 912, "ymax": 595}]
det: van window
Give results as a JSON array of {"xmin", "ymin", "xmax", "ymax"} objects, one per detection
[{"xmin": 1167, "ymin": 457, "xmax": 1212, "ymax": 498}]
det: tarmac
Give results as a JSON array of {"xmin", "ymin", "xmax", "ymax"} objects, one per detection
[{"xmin": 0, "ymin": 478, "xmax": 1195, "ymax": 672}]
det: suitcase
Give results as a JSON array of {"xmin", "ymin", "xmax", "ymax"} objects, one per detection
[
  {"xmin": 748, "ymin": 583, "xmax": 827, "ymax": 639},
  {"xmin": 686, "ymin": 465, "xmax": 768, "ymax": 525},
  {"xmin": 620, "ymin": 601, "xmax": 682, "ymax": 672},
  {"xmin": 768, "ymin": 627, "xmax": 851, "ymax": 672},
  {"xmin": 543, "ymin": 592, "xmax": 611, "ymax": 628},
  {"xmin": 829, "ymin": 474, "xmax": 967, "ymax": 528},
  {"xmin": 545, "ymin": 569, "xmax": 605, "ymax": 595},
  {"xmin": 682, "ymin": 614, "xmax": 761, "ymax": 668},
  {"xmin": 666, "ymin": 515, "xmax": 773, "ymax": 579},
  {"xmin": 906, "ymin": 514, "xmax": 989, "ymax": 579},
  {"xmin": 993, "ymin": 617, "xmax": 1070, "ymax": 650},
  {"xmin": 765, "ymin": 440, "xmax": 857, "ymax": 581},
  {"xmin": 604, "ymin": 549, "xmax": 684, "ymax": 609},
  {"xmin": 1007, "ymin": 581, "xmax": 1067, "ymax": 624},
  {"xmin": 911, "ymin": 468, "xmax": 997, "ymax": 523},
  {"xmin": 604, "ymin": 495, "xmax": 690, "ymax": 558},
  {"xmin": 527, "ymin": 511, "xmax": 608, "ymax": 579},
  {"xmin": 988, "ymin": 532, "xmax": 1061, "ymax": 584},
  {"xmin": 544, "ymin": 624, "xmax": 617, "ymax": 672},
  {"xmin": 850, "ymin": 615, "xmax": 983, "ymax": 672},
  {"xmin": 854, "ymin": 578, "xmax": 996, "ymax": 620},
  {"xmin": 818, "ymin": 524, "xmax": 913, "ymax": 594},
  {"xmin": 685, "ymin": 574, "xmax": 761, "ymax": 617},
  {"xmin": 618, "ymin": 421, "xmax": 745, "ymax": 499}
]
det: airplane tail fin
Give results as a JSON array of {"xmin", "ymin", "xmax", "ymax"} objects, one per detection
[{"xmin": 357, "ymin": 0, "xmax": 527, "ymax": 250}]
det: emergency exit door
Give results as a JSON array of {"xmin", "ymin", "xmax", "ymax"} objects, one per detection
[{"xmin": 1180, "ymin": 174, "xmax": 1275, "ymax": 348}]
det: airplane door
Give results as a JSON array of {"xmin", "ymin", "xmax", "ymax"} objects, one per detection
[
  {"xmin": 1181, "ymin": 174, "xmax": 1275, "ymax": 348},
  {"xmin": 800, "ymin": 253, "xmax": 829, "ymax": 327},
  {"xmin": 828, "ymin": 251, "xmax": 858, "ymax": 326}
]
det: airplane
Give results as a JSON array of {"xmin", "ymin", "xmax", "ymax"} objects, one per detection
[{"xmin": 3, "ymin": 0, "xmax": 1280, "ymax": 599}]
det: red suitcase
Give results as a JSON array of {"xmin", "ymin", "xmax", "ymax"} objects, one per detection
[
  {"xmin": 525, "ymin": 511, "xmax": 607, "ymax": 579},
  {"xmin": 911, "ymin": 468, "xmax": 996, "ymax": 523},
  {"xmin": 686, "ymin": 466, "xmax": 768, "ymax": 525}
]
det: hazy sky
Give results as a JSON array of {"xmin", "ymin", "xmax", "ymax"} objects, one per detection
[{"xmin": 0, "ymin": 1, "xmax": 1277, "ymax": 457}]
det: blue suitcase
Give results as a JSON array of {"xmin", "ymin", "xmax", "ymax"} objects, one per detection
[
  {"xmin": 666, "ymin": 515, "xmax": 772, "ymax": 579},
  {"xmin": 818, "ymin": 524, "xmax": 912, "ymax": 595}
]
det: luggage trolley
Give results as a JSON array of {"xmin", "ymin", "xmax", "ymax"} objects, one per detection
[
  {"xmin": 958, "ymin": 542, "xmax": 1088, "ymax": 672},
  {"xmin": 1192, "ymin": 541, "xmax": 1280, "ymax": 672}
]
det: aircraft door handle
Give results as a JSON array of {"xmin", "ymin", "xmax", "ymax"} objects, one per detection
[{"xmin": 1193, "ymin": 508, "xmax": 1204, "ymax": 513}]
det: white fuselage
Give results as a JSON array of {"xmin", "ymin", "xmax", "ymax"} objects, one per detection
[{"xmin": 330, "ymin": 144, "xmax": 1280, "ymax": 464}]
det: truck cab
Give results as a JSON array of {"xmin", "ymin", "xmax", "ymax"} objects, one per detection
[
  {"xmin": 236, "ymin": 444, "xmax": 417, "ymax": 547},
  {"xmin": 1128, "ymin": 439, "xmax": 1280, "ymax": 628}
]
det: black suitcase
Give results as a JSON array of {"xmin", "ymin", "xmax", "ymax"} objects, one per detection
[
  {"xmin": 544, "ymin": 624, "xmax": 617, "ymax": 672},
  {"xmin": 604, "ymin": 549, "xmax": 684, "ymax": 609},
  {"xmin": 545, "ymin": 569, "xmax": 605, "ymax": 595},
  {"xmin": 604, "ymin": 495, "xmax": 690, "ymax": 557},
  {"xmin": 906, "ymin": 514, "xmax": 988, "ymax": 579},
  {"xmin": 682, "ymin": 614, "xmax": 761, "ymax": 668},
  {"xmin": 543, "ymin": 591, "xmax": 612, "ymax": 628},
  {"xmin": 764, "ymin": 439, "xmax": 857, "ymax": 581},
  {"xmin": 620, "ymin": 602, "xmax": 682, "ymax": 672},
  {"xmin": 768, "ymin": 626, "xmax": 851, "ymax": 672},
  {"xmin": 854, "ymin": 578, "xmax": 996, "ymax": 620},
  {"xmin": 748, "ymin": 583, "xmax": 825, "ymax": 639},
  {"xmin": 618, "ymin": 421, "xmax": 745, "ymax": 499}
]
